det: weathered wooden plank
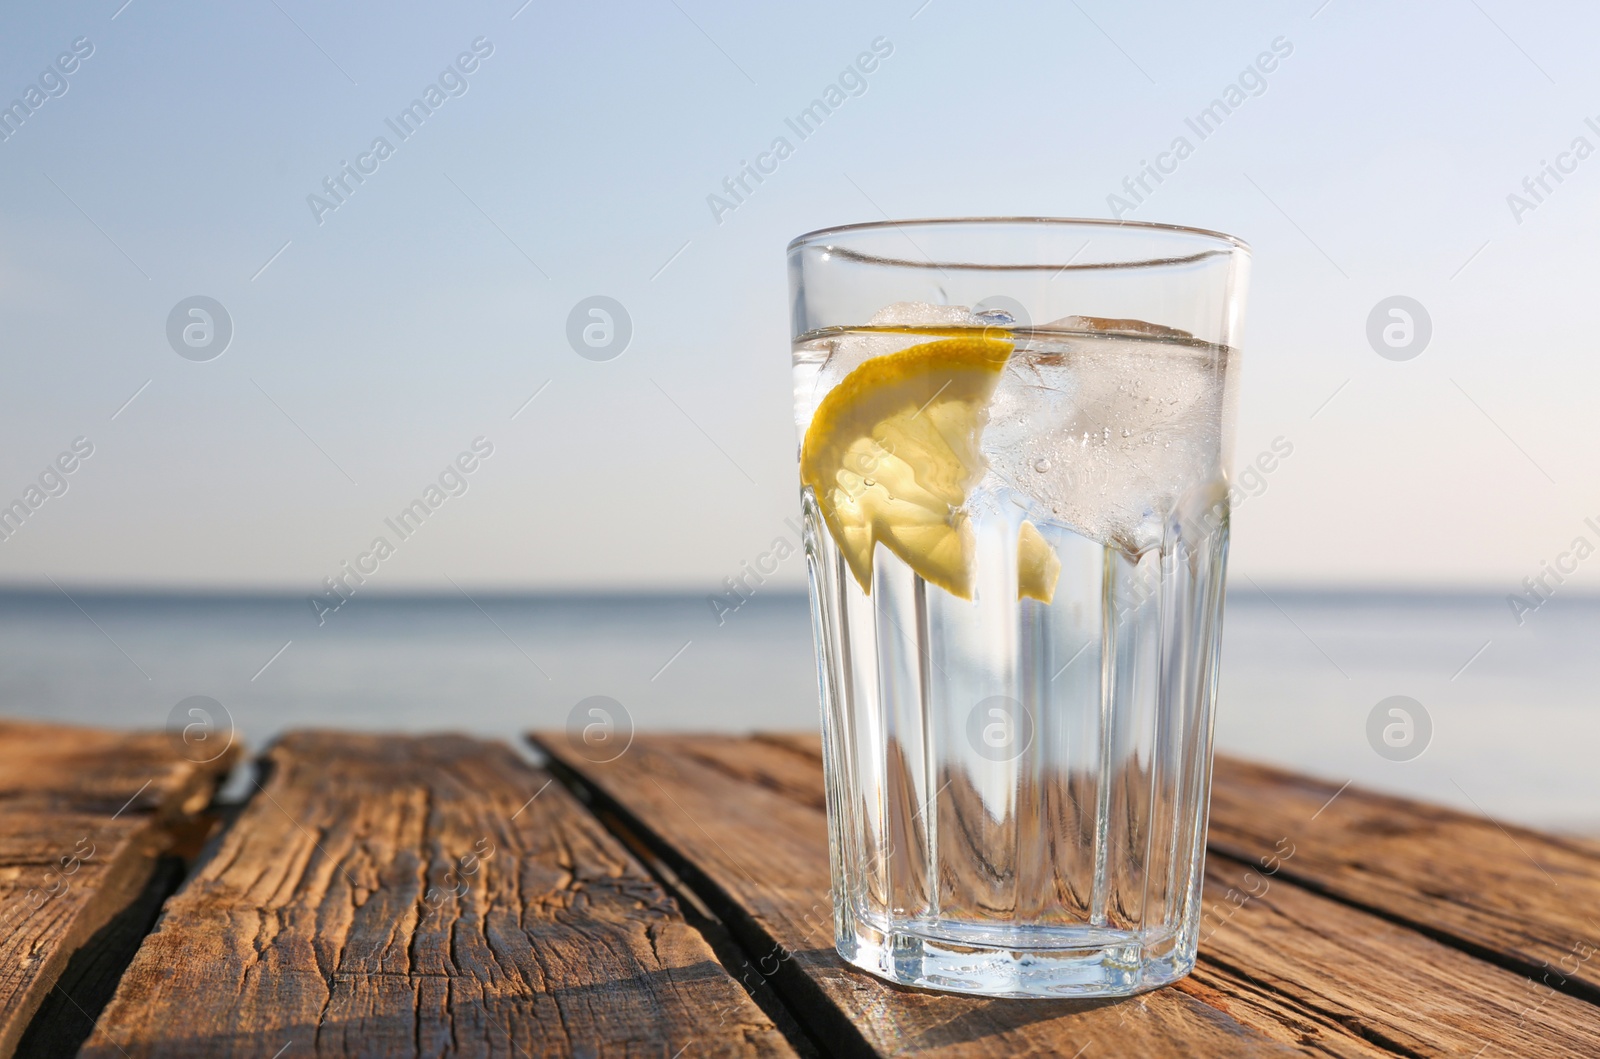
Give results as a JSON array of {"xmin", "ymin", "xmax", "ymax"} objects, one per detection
[
  {"xmin": 1189, "ymin": 851, "xmax": 1600, "ymax": 1056},
  {"xmin": 760, "ymin": 735, "xmax": 1600, "ymax": 1005},
  {"xmin": 535, "ymin": 734, "xmax": 1301, "ymax": 1057},
  {"xmin": 82, "ymin": 731, "xmax": 794, "ymax": 1058},
  {"xmin": 1208, "ymin": 757, "xmax": 1600, "ymax": 999},
  {"xmin": 536, "ymin": 733, "xmax": 1600, "ymax": 1058},
  {"xmin": 0, "ymin": 719, "xmax": 238, "ymax": 1059},
  {"xmin": 759, "ymin": 735, "xmax": 1600, "ymax": 1046},
  {"xmin": 15, "ymin": 856, "xmax": 189, "ymax": 1059}
]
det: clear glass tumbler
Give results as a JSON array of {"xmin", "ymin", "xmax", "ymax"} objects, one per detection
[{"xmin": 788, "ymin": 218, "xmax": 1249, "ymax": 998}]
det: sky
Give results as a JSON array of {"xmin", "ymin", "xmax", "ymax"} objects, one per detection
[{"xmin": 1, "ymin": 0, "xmax": 1597, "ymax": 598}]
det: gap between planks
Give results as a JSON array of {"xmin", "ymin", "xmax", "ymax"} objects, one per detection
[
  {"xmin": 754, "ymin": 731, "xmax": 1600, "ymax": 1009},
  {"xmin": 80, "ymin": 732, "xmax": 800, "ymax": 1059},
  {"xmin": 538, "ymin": 750, "xmax": 885, "ymax": 1059},
  {"xmin": 533, "ymin": 733, "xmax": 1600, "ymax": 1058},
  {"xmin": 535, "ymin": 742, "xmax": 1299, "ymax": 1058}
]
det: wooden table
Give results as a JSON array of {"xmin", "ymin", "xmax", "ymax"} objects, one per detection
[{"xmin": 1, "ymin": 722, "xmax": 1596, "ymax": 1056}]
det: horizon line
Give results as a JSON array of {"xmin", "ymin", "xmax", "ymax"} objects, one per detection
[{"xmin": 0, "ymin": 582, "xmax": 1584, "ymax": 605}]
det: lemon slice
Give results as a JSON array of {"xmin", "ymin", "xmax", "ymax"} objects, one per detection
[
  {"xmin": 801, "ymin": 335, "xmax": 1013, "ymax": 599},
  {"xmin": 1017, "ymin": 521, "xmax": 1061, "ymax": 603}
]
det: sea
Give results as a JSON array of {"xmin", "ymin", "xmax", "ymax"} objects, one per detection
[{"xmin": 0, "ymin": 587, "xmax": 1593, "ymax": 835}]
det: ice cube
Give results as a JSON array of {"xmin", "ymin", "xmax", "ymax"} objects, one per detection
[
  {"xmin": 868, "ymin": 301, "xmax": 975, "ymax": 328},
  {"xmin": 1036, "ymin": 314, "xmax": 1193, "ymax": 340},
  {"xmin": 971, "ymin": 308, "xmax": 1016, "ymax": 327},
  {"xmin": 797, "ymin": 302, "xmax": 979, "ymax": 427},
  {"xmin": 983, "ymin": 331, "xmax": 1225, "ymax": 554},
  {"xmin": 972, "ymin": 295, "xmax": 1032, "ymax": 332}
]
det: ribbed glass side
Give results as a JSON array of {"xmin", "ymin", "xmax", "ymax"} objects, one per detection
[{"xmin": 803, "ymin": 485, "xmax": 1229, "ymax": 998}]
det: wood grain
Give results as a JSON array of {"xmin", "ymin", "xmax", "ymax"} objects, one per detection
[
  {"xmin": 536, "ymin": 734, "xmax": 1297, "ymax": 1057},
  {"xmin": 535, "ymin": 733, "xmax": 1600, "ymax": 1058},
  {"xmin": 1208, "ymin": 757, "xmax": 1600, "ymax": 999},
  {"xmin": 762, "ymin": 736, "xmax": 1600, "ymax": 1003},
  {"xmin": 83, "ymin": 732, "xmax": 794, "ymax": 1058},
  {"xmin": 0, "ymin": 719, "xmax": 238, "ymax": 1059},
  {"xmin": 1190, "ymin": 851, "xmax": 1600, "ymax": 1057}
]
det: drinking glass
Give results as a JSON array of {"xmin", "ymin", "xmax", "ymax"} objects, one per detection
[{"xmin": 788, "ymin": 218, "xmax": 1249, "ymax": 997}]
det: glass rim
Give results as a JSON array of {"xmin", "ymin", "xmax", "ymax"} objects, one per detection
[{"xmin": 787, "ymin": 216, "xmax": 1250, "ymax": 271}]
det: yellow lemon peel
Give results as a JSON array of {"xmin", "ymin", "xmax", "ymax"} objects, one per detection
[
  {"xmin": 1017, "ymin": 520, "xmax": 1061, "ymax": 603},
  {"xmin": 800, "ymin": 335, "xmax": 1013, "ymax": 599}
]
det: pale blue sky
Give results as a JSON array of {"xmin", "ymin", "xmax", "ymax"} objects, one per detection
[{"xmin": 1, "ymin": 0, "xmax": 1596, "ymax": 595}]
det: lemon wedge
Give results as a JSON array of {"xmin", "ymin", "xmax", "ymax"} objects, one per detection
[
  {"xmin": 800, "ymin": 335, "xmax": 1013, "ymax": 599},
  {"xmin": 1017, "ymin": 520, "xmax": 1061, "ymax": 603}
]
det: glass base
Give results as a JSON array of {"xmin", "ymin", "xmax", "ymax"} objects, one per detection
[{"xmin": 838, "ymin": 915, "xmax": 1195, "ymax": 999}]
